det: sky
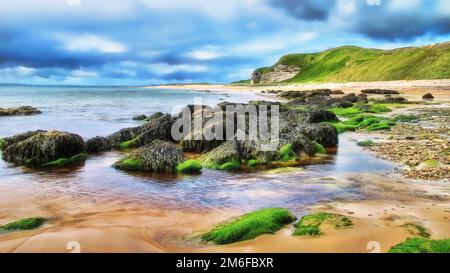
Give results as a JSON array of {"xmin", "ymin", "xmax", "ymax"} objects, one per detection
[{"xmin": 0, "ymin": 0, "xmax": 449, "ymax": 85}]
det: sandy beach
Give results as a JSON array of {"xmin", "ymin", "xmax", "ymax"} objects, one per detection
[{"xmin": 148, "ymin": 80, "xmax": 450, "ymax": 101}]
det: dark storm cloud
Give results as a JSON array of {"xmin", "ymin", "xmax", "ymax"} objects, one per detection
[
  {"xmin": 351, "ymin": 1, "xmax": 450, "ymax": 41},
  {"xmin": 270, "ymin": 0, "xmax": 336, "ymax": 21}
]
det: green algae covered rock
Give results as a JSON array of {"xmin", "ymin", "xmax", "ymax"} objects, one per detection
[{"xmin": 202, "ymin": 208, "xmax": 296, "ymax": 244}]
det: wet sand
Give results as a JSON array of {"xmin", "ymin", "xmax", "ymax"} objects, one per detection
[{"xmin": 1, "ymin": 169, "xmax": 450, "ymax": 253}]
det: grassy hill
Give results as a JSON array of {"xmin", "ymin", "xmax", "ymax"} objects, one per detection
[{"xmin": 251, "ymin": 42, "xmax": 450, "ymax": 83}]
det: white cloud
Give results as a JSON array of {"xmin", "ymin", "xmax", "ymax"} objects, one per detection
[
  {"xmin": 60, "ymin": 34, "xmax": 127, "ymax": 53},
  {"xmin": 71, "ymin": 69, "xmax": 97, "ymax": 78},
  {"xmin": 337, "ymin": 0, "xmax": 356, "ymax": 15},
  {"xmin": 145, "ymin": 63, "xmax": 208, "ymax": 75},
  {"xmin": 0, "ymin": 66, "xmax": 35, "ymax": 78},
  {"xmin": 184, "ymin": 46, "xmax": 223, "ymax": 60},
  {"xmin": 389, "ymin": 0, "xmax": 422, "ymax": 10},
  {"xmin": 296, "ymin": 32, "xmax": 318, "ymax": 43}
]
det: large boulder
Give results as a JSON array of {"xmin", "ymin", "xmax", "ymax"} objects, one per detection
[
  {"xmin": 107, "ymin": 114, "xmax": 176, "ymax": 149},
  {"xmin": 0, "ymin": 130, "xmax": 45, "ymax": 150},
  {"xmin": 135, "ymin": 114, "xmax": 178, "ymax": 146},
  {"xmin": 2, "ymin": 130, "xmax": 86, "ymax": 166},
  {"xmin": 302, "ymin": 109, "xmax": 339, "ymax": 123},
  {"xmin": 86, "ymin": 136, "xmax": 111, "ymax": 153},
  {"xmin": 113, "ymin": 140, "xmax": 184, "ymax": 173}
]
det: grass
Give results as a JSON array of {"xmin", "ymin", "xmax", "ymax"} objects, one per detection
[
  {"xmin": 119, "ymin": 137, "xmax": 138, "ymax": 149},
  {"xmin": 389, "ymin": 238, "xmax": 450, "ymax": 253},
  {"xmin": 201, "ymin": 208, "xmax": 296, "ymax": 244},
  {"xmin": 279, "ymin": 144, "xmax": 296, "ymax": 161},
  {"xmin": 252, "ymin": 43, "xmax": 450, "ymax": 83},
  {"xmin": 176, "ymin": 160, "xmax": 202, "ymax": 174},
  {"xmin": 357, "ymin": 140, "xmax": 375, "ymax": 147},
  {"xmin": 41, "ymin": 153, "xmax": 88, "ymax": 167},
  {"xmin": 293, "ymin": 212, "xmax": 353, "ymax": 236},
  {"xmin": 313, "ymin": 142, "xmax": 326, "ymax": 154},
  {"xmin": 0, "ymin": 217, "xmax": 47, "ymax": 232},
  {"xmin": 219, "ymin": 161, "xmax": 241, "ymax": 171}
]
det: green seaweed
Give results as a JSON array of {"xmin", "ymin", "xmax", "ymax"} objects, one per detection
[
  {"xmin": 41, "ymin": 153, "xmax": 88, "ymax": 167},
  {"xmin": 279, "ymin": 144, "xmax": 297, "ymax": 161},
  {"xmin": 119, "ymin": 137, "xmax": 138, "ymax": 150},
  {"xmin": 247, "ymin": 159, "xmax": 259, "ymax": 167},
  {"xmin": 313, "ymin": 142, "xmax": 326, "ymax": 154},
  {"xmin": 0, "ymin": 217, "xmax": 47, "ymax": 232},
  {"xmin": 219, "ymin": 161, "xmax": 241, "ymax": 171},
  {"xmin": 70, "ymin": 153, "xmax": 88, "ymax": 162},
  {"xmin": 201, "ymin": 208, "xmax": 296, "ymax": 244},
  {"xmin": 176, "ymin": 159, "xmax": 202, "ymax": 174},
  {"xmin": 401, "ymin": 223, "xmax": 431, "ymax": 238},
  {"xmin": 0, "ymin": 138, "xmax": 5, "ymax": 150},
  {"xmin": 293, "ymin": 212, "xmax": 353, "ymax": 236},
  {"xmin": 118, "ymin": 158, "xmax": 143, "ymax": 171},
  {"xmin": 389, "ymin": 238, "xmax": 450, "ymax": 253}
]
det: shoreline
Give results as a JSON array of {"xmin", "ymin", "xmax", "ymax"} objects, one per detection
[{"xmin": 147, "ymin": 80, "xmax": 450, "ymax": 102}]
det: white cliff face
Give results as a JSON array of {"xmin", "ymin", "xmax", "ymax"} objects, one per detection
[{"xmin": 250, "ymin": 64, "xmax": 300, "ymax": 84}]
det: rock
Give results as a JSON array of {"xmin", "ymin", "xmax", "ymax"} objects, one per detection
[
  {"xmin": 417, "ymin": 160, "xmax": 444, "ymax": 170},
  {"xmin": 422, "ymin": 93, "xmax": 434, "ymax": 99},
  {"xmin": 107, "ymin": 126, "xmax": 144, "ymax": 148},
  {"xmin": 373, "ymin": 97, "xmax": 407, "ymax": 103},
  {"xmin": 2, "ymin": 130, "xmax": 86, "ymax": 166},
  {"xmin": 148, "ymin": 112, "xmax": 164, "ymax": 120},
  {"xmin": 303, "ymin": 109, "xmax": 339, "ymax": 123},
  {"xmin": 252, "ymin": 64, "xmax": 301, "ymax": 84},
  {"xmin": 0, "ymin": 106, "xmax": 42, "ymax": 116},
  {"xmin": 341, "ymin": 93, "xmax": 358, "ymax": 103},
  {"xmin": 113, "ymin": 140, "xmax": 184, "ymax": 173},
  {"xmin": 0, "ymin": 130, "xmax": 45, "ymax": 150},
  {"xmin": 86, "ymin": 136, "xmax": 111, "ymax": 153},
  {"xmin": 356, "ymin": 93, "xmax": 368, "ymax": 103},
  {"xmin": 293, "ymin": 124, "xmax": 339, "ymax": 148},
  {"xmin": 250, "ymin": 70, "xmax": 262, "ymax": 84},
  {"xmin": 200, "ymin": 141, "xmax": 241, "ymax": 168},
  {"xmin": 330, "ymin": 90, "xmax": 345, "ymax": 94},
  {"xmin": 132, "ymin": 114, "xmax": 147, "ymax": 121},
  {"xmin": 361, "ymin": 89, "xmax": 400, "ymax": 95},
  {"xmin": 135, "ymin": 114, "xmax": 178, "ymax": 146},
  {"xmin": 282, "ymin": 133, "xmax": 316, "ymax": 156},
  {"xmin": 107, "ymin": 114, "xmax": 176, "ymax": 148}
]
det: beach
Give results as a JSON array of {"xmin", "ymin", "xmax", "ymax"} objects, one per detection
[{"xmin": 1, "ymin": 82, "xmax": 449, "ymax": 253}]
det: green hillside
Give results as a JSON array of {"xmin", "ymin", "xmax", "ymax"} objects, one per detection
[{"xmin": 252, "ymin": 42, "xmax": 450, "ymax": 83}]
